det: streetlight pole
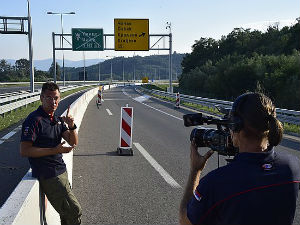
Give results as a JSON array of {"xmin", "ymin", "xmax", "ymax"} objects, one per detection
[
  {"xmin": 106, "ymin": 56, "xmax": 113, "ymax": 83},
  {"xmin": 122, "ymin": 57, "xmax": 125, "ymax": 85},
  {"xmin": 133, "ymin": 52, "xmax": 136, "ymax": 82},
  {"xmin": 47, "ymin": 11, "xmax": 75, "ymax": 86},
  {"xmin": 98, "ymin": 59, "xmax": 101, "ymax": 85}
]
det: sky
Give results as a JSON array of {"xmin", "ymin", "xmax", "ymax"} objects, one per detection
[{"xmin": 0, "ymin": 0, "xmax": 299, "ymax": 63}]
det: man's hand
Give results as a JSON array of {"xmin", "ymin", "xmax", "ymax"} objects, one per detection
[
  {"xmin": 190, "ymin": 140, "xmax": 214, "ymax": 171},
  {"xmin": 62, "ymin": 105, "xmax": 74, "ymax": 128},
  {"xmin": 55, "ymin": 141, "xmax": 75, "ymax": 154}
]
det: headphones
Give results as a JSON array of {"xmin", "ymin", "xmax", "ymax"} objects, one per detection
[{"xmin": 230, "ymin": 93, "xmax": 250, "ymax": 132}]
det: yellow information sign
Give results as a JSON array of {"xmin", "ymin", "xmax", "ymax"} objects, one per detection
[
  {"xmin": 142, "ymin": 77, "xmax": 149, "ymax": 83},
  {"xmin": 114, "ymin": 18, "xmax": 149, "ymax": 51}
]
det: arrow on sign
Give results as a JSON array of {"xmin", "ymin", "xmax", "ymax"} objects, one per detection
[{"xmin": 139, "ymin": 32, "xmax": 146, "ymax": 37}]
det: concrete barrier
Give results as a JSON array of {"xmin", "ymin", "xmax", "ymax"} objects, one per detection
[{"xmin": 0, "ymin": 85, "xmax": 117, "ymax": 225}]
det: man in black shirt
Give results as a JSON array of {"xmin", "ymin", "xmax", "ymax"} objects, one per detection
[{"xmin": 20, "ymin": 82, "xmax": 81, "ymax": 225}]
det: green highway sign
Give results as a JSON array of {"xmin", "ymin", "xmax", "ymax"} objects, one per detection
[{"xmin": 72, "ymin": 28, "xmax": 104, "ymax": 51}]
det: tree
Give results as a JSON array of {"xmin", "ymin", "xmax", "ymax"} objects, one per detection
[
  {"xmin": 48, "ymin": 62, "xmax": 61, "ymax": 81},
  {"xmin": 0, "ymin": 59, "xmax": 11, "ymax": 72},
  {"xmin": 15, "ymin": 58, "xmax": 30, "ymax": 78}
]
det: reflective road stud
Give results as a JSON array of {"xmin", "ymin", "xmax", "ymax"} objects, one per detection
[{"xmin": 117, "ymin": 106, "xmax": 133, "ymax": 155}]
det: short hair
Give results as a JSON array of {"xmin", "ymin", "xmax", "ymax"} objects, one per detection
[{"xmin": 41, "ymin": 82, "xmax": 60, "ymax": 95}]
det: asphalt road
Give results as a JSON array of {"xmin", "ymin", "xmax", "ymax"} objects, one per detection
[
  {"xmin": 0, "ymin": 89, "xmax": 88, "ymax": 207},
  {"xmin": 72, "ymin": 86, "xmax": 300, "ymax": 225}
]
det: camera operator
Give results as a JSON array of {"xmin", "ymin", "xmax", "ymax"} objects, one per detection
[{"xmin": 179, "ymin": 92, "xmax": 300, "ymax": 225}]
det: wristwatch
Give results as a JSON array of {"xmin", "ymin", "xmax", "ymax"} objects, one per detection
[{"xmin": 69, "ymin": 123, "xmax": 77, "ymax": 130}]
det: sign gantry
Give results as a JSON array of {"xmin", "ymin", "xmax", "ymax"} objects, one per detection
[{"xmin": 52, "ymin": 18, "xmax": 173, "ymax": 92}]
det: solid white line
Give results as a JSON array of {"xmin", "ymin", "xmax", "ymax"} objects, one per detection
[
  {"xmin": 106, "ymin": 108, "xmax": 113, "ymax": 116},
  {"xmin": 140, "ymin": 101, "xmax": 182, "ymax": 121},
  {"xmin": 133, "ymin": 142, "xmax": 181, "ymax": 188},
  {"xmin": 122, "ymin": 88, "xmax": 182, "ymax": 121},
  {"xmin": 102, "ymin": 99, "xmax": 127, "ymax": 101},
  {"xmin": 0, "ymin": 140, "xmax": 4, "ymax": 145},
  {"xmin": 1, "ymin": 131, "xmax": 16, "ymax": 140}
]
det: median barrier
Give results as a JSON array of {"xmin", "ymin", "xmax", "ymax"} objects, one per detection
[{"xmin": 0, "ymin": 84, "xmax": 115, "ymax": 225}]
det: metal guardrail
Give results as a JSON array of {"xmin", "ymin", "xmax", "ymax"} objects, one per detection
[
  {"xmin": 0, "ymin": 85, "xmax": 88, "ymax": 116},
  {"xmin": 140, "ymin": 87, "xmax": 300, "ymax": 125}
]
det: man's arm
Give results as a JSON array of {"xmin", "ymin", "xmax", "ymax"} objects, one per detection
[
  {"xmin": 62, "ymin": 129, "xmax": 78, "ymax": 146},
  {"xmin": 179, "ymin": 169, "xmax": 201, "ymax": 225},
  {"xmin": 20, "ymin": 141, "xmax": 74, "ymax": 158},
  {"xmin": 61, "ymin": 105, "xmax": 78, "ymax": 146}
]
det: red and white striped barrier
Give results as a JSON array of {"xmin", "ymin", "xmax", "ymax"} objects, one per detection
[
  {"xmin": 175, "ymin": 92, "xmax": 180, "ymax": 108},
  {"xmin": 118, "ymin": 106, "xmax": 134, "ymax": 155}
]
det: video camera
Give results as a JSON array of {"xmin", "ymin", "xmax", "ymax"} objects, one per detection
[{"xmin": 183, "ymin": 107, "xmax": 238, "ymax": 156}]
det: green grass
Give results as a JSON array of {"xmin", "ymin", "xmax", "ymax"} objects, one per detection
[
  {"xmin": 0, "ymin": 83, "xmax": 29, "ymax": 87},
  {"xmin": 0, "ymin": 86, "xmax": 94, "ymax": 132},
  {"xmin": 284, "ymin": 123, "xmax": 300, "ymax": 134},
  {"xmin": 142, "ymin": 83, "xmax": 179, "ymax": 92}
]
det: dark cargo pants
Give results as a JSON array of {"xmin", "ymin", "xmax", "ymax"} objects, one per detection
[{"xmin": 39, "ymin": 171, "xmax": 82, "ymax": 225}]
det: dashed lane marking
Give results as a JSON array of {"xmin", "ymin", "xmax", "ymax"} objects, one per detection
[{"xmin": 106, "ymin": 109, "xmax": 113, "ymax": 116}]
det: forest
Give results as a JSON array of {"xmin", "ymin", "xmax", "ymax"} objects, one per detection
[
  {"xmin": 0, "ymin": 53, "xmax": 184, "ymax": 83},
  {"xmin": 179, "ymin": 21, "xmax": 300, "ymax": 110}
]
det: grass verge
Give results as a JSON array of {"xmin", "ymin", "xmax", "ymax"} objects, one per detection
[{"xmin": 0, "ymin": 86, "xmax": 95, "ymax": 132}]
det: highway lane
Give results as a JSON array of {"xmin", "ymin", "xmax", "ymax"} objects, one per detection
[
  {"xmin": 73, "ymin": 86, "xmax": 300, "ymax": 224},
  {"xmin": 0, "ymin": 89, "xmax": 89, "ymax": 207}
]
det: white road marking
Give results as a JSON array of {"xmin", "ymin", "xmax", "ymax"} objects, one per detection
[
  {"xmin": 122, "ymin": 88, "xmax": 182, "ymax": 121},
  {"xmin": 0, "ymin": 126, "xmax": 22, "ymax": 145},
  {"xmin": 133, "ymin": 95, "xmax": 151, "ymax": 103},
  {"xmin": 133, "ymin": 142, "xmax": 181, "ymax": 188},
  {"xmin": 1, "ymin": 131, "xmax": 16, "ymax": 140},
  {"xmin": 103, "ymin": 99, "xmax": 127, "ymax": 101},
  {"xmin": 139, "ymin": 101, "xmax": 182, "ymax": 121},
  {"xmin": 106, "ymin": 108, "xmax": 113, "ymax": 116}
]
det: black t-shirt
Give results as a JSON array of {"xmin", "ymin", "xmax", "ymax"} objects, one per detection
[
  {"xmin": 187, "ymin": 148, "xmax": 300, "ymax": 225},
  {"xmin": 21, "ymin": 106, "xmax": 68, "ymax": 179}
]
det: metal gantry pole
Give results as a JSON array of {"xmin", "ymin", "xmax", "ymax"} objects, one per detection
[
  {"xmin": 27, "ymin": 0, "xmax": 34, "ymax": 92},
  {"xmin": 169, "ymin": 32, "xmax": 173, "ymax": 93},
  {"xmin": 52, "ymin": 32, "xmax": 56, "ymax": 83},
  {"xmin": 98, "ymin": 52, "xmax": 101, "ymax": 84},
  {"xmin": 83, "ymin": 51, "xmax": 86, "ymax": 84}
]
